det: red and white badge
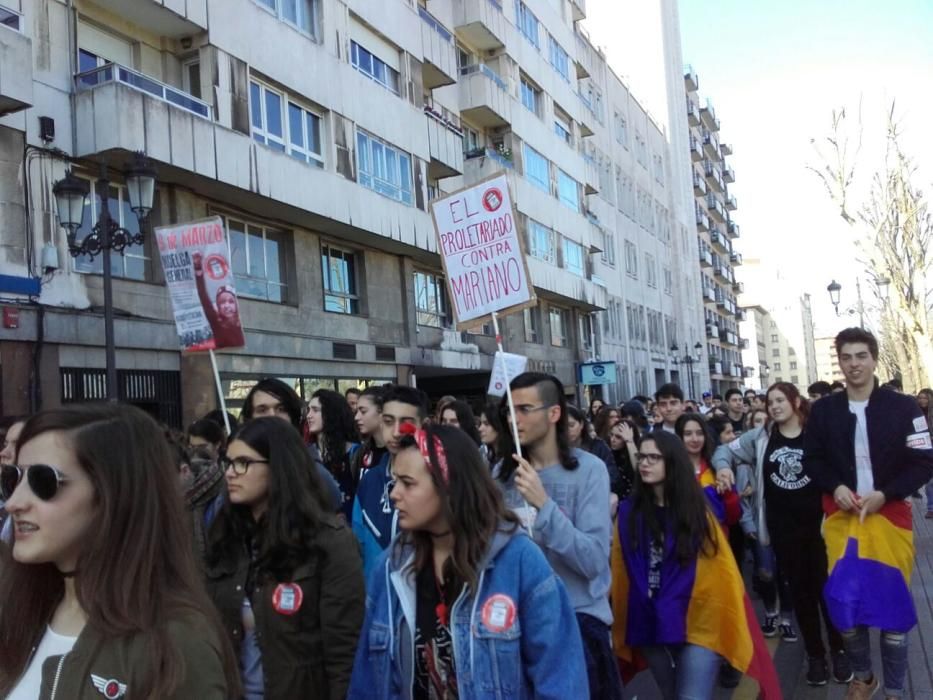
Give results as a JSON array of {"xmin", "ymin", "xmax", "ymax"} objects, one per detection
[
  {"xmin": 272, "ymin": 583, "xmax": 304, "ymax": 615},
  {"xmin": 91, "ymin": 675, "xmax": 127, "ymax": 699},
  {"xmin": 480, "ymin": 594, "xmax": 517, "ymax": 633}
]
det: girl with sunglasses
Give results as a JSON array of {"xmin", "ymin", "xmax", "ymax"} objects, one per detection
[
  {"xmin": 0, "ymin": 403, "xmax": 238, "ymax": 699},
  {"xmin": 349, "ymin": 423, "xmax": 587, "ymax": 698},
  {"xmin": 206, "ymin": 416, "xmax": 365, "ymax": 700},
  {"xmin": 611, "ymin": 431, "xmax": 779, "ymax": 700}
]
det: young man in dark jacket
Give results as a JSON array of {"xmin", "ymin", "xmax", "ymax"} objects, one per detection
[{"xmin": 804, "ymin": 327, "xmax": 933, "ymax": 699}]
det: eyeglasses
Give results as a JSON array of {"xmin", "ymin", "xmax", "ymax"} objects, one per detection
[
  {"xmin": 220, "ymin": 456, "xmax": 269, "ymax": 475},
  {"xmin": 635, "ymin": 453, "xmax": 664, "ymax": 465},
  {"xmin": 0, "ymin": 464, "xmax": 70, "ymax": 501},
  {"xmin": 500, "ymin": 404, "xmax": 554, "ymax": 419}
]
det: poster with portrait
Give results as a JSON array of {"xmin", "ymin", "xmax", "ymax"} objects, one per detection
[{"xmin": 154, "ymin": 216, "xmax": 246, "ymax": 352}]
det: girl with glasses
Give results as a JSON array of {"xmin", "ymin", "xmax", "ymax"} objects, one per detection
[
  {"xmin": 349, "ymin": 424, "xmax": 587, "ymax": 699},
  {"xmin": 0, "ymin": 403, "xmax": 238, "ymax": 699},
  {"xmin": 206, "ymin": 417, "xmax": 365, "ymax": 700},
  {"xmin": 611, "ymin": 431, "xmax": 779, "ymax": 700}
]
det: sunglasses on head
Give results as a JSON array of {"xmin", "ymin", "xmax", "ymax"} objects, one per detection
[{"xmin": 0, "ymin": 464, "xmax": 70, "ymax": 502}]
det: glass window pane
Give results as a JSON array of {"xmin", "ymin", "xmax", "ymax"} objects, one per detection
[
  {"xmin": 228, "ymin": 220, "xmax": 248, "ymax": 275},
  {"xmin": 250, "ymin": 82, "xmax": 263, "ymax": 130},
  {"xmin": 264, "ymin": 90, "xmax": 283, "ymax": 137},
  {"xmin": 357, "ymin": 132, "xmax": 370, "ymax": 174},
  {"xmin": 265, "ymin": 232, "xmax": 283, "ymax": 285},
  {"xmin": 288, "ymin": 103, "xmax": 304, "ymax": 148},
  {"xmin": 307, "ymin": 113, "xmax": 321, "ymax": 154},
  {"xmin": 247, "ymin": 226, "xmax": 265, "ymax": 278},
  {"xmin": 282, "ymin": 0, "xmax": 298, "ymax": 24},
  {"xmin": 186, "ymin": 62, "xmax": 201, "ymax": 98},
  {"xmin": 124, "ymin": 255, "xmax": 146, "ymax": 280},
  {"xmin": 298, "ymin": 0, "xmax": 313, "ymax": 32}
]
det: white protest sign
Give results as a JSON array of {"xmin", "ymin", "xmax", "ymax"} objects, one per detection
[
  {"xmin": 155, "ymin": 216, "xmax": 246, "ymax": 352},
  {"xmin": 431, "ymin": 173, "xmax": 536, "ymax": 330},
  {"xmin": 487, "ymin": 351, "xmax": 528, "ymax": 397}
]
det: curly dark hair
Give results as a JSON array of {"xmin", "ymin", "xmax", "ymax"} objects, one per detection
[
  {"xmin": 439, "ymin": 400, "xmax": 481, "ymax": 445},
  {"xmin": 674, "ymin": 412, "xmax": 716, "ymax": 461},
  {"xmin": 310, "ymin": 389, "xmax": 359, "ymax": 477}
]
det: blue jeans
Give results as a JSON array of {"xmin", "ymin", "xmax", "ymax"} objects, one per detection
[
  {"xmin": 840, "ymin": 625, "xmax": 909, "ymax": 697},
  {"xmin": 925, "ymin": 478, "xmax": 933, "ymax": 513},
  {"xmin": 642, "ymin": 643, "xmax": 721, "ymax": 700}
]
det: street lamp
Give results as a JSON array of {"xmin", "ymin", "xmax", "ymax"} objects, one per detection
[
  {"xmin": 875, "ymin": 275, "xmax": 891, "ymax": 301},
  {"xmin": 53, "ymin": 154, "xmax": 157, "ymax": 401},
  {"xmin": 671, "ymin": 342, "xmax": 702, "ymax": 399},
  {"xmin": 827, "ymin": 280, "xmax": 842, "ymax": 314}
]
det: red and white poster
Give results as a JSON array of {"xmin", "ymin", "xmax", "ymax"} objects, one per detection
[
  {"xmin": 430, "ymin": 173, "xmax": 536, "ymax": 330},
  {"xmin": 155, "ymin": 216, "xmax": 245, "ymax": 352}
]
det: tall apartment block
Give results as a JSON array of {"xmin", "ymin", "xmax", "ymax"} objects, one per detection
[
  {"xmin": 684, "ymin": 67, "xmax": 747, "ymax": 395},
  {"xmin": 0, "ymin": 0, "xmax": 707, "ymax": 423}
]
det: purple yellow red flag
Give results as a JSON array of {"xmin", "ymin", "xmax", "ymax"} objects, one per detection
[
  {"xmin": 822, "ymin": 496, "xmax": 916, "ymax": 633},
  {"xmin": 611, "ymin": 500, "xmax": 781, "ymax": 699}
]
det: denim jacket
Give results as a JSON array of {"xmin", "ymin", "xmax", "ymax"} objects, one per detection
[{"xmin": 347, "ymin": 525, "xmax": 588, "ymax": 700}]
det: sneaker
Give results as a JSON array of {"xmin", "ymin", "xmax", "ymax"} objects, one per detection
[
  {"xmin": 719, "ymin": 663, "xmax": 742, "ymax": 688},
  {"xmin": 761, "ymin": 614, "xmax": 778, "ymax": 637},
  {"xmin": 832, "ymin": 650, "xmax": 854, "ymax": 683},
  {"xmin": 844, "ymin": 676, "xmax": 880, "ymax": 699},
  {"xmin": 779, "ymin": 621, "xmax": 798, "ymax": 642},
  {"xmin": 807, "ymin": 657, "xmax": 829, "ymax": 686}
]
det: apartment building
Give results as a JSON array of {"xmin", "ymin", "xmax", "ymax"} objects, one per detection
[
  {"xmin": 683, "ymin": 68, "xmax": 748, "ymax": 395},
  {"xmin": 814, "ymin": 336, "xmax": 845, "ymax": 386},
  {"xmin": 740, "ymin": 295, "xmax": 818, "ymax": 394},
  {"xmin": 0, "ymin": 0, "xmax": 705, "ymax": 423}
]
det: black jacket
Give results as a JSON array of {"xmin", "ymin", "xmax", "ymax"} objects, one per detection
[
  {"xmin": 206, "ymin": 515, "xmax": 365, "ymax": 700},
  {"xmin": 804, "ymin": 386, "xmax": 933, "ymax": 502}
]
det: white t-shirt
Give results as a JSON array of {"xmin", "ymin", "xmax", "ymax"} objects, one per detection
[
  {"xmin": 7, "ymin": 626, "xmax": 77, "ymax": 700},
  {"xmin": 849, "ymin": 399, "xmax": 875, "ymax": 496}
]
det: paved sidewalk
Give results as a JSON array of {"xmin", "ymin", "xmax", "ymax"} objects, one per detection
[{"xmin": 622, "ymin": 501, "xmax": 933, "ymax": 699}]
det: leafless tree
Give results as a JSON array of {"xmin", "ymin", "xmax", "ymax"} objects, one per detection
[{"xmin": 809, "ymin": 103, "xmax": 933, "ymax": 391}]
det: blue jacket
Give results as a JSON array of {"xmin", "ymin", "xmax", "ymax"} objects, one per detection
[
  {"xmin": 804, "ymin": 386, "xmax": 933, "ymax": 502},
  {"xmin": 351, "ymin": 451, "xmax": 396, "ymax": 581},
  {"xmin": 347, "ymin": 526, "xmax": 588, "ymax": 700}
]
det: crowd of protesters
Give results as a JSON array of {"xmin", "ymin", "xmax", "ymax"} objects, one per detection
[{"xmin": 0, "ymin": 326, "xmax": 930, "ymax": 699}]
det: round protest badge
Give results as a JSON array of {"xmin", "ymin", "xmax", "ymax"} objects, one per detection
[
  {"xmin": 272, "ymin": 583, "xmax": 304, "ymax": 616},
  {"xmin": 482, "ymin": 187, "xmax": 503, "ymax": 212},
  {"xmin": 480, "ymin": 594, "xmax": 517, "ymax": 633},
  {"xmin": 204, "ymin": 254, "xmax": 229, "ymax": 281}
]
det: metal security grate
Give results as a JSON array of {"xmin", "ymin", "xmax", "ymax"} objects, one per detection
[{"xmin": 60, "ymin": 368, "xmax": 182, "ymax": 428}]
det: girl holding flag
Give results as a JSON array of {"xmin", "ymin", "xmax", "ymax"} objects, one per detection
[{"xmin": 611, "ymin": 431, "xmax": 780, "ymax": 700}]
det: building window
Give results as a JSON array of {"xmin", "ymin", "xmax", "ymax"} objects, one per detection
[
  {"xmin": 557, "ymin": 170, "xmax": 580, "ymax": 212},
  {"xmin": 515, "ymin": 1, "xmax": 539, "ymax": 48},
  {"xmin": 356, "ymin": 129, "xmax": 413, "ymax": 205},
  {"xmin": 287, "ymin": 102, "xmax": 324, "ymax": 167},
  {"xmin": 527, "ymin": 219, "xmax": 556, "ymax": 263},
  {"xmin": 321, "ymin": 244, "xmax": 359, "ymax": 314},
  {"xmin": 553, "ymin": 106, "xmax": 573, "ymax": 145},
  {"xmin": 250, "ymin": 81, "xmax": 286, "ymax": 151},
  {"xmin": 249, "ymin": 80, "xmax": 324, "ymax": 167},
  {"xmin": 789, "ymin": 361, "xmax": 798, "ymax": 370},
  {"xmin": 520, "ymin": 76, "xmax": 541, "ymax": 116},
  {"xmin": 414, "ymin": 271, "xmax": 451, "ymax": 328},
  {"xmin": 563, "ymin": 238, "xmax": 585, "ymax": 276},
  {"xmin": 615, "ymin": 112, "xmax": 628, "ymax": 146},
  {"xmin": 601, "ymin": 229, "xmax": 616, "ymax": 267},
  {"xmin": 772, "ymin": 348, "xmax": 780, "ymax": 358},
  {"xmin": 645, "ymin": 254, "xmax": 657, "ymax": 288},
  {"xmin": 624, "ymin": 240, "xmax": 638, "ymax": 277},
  {"xmin": 351, "ymin": 40, "xmax": 400, "ymax": 95},
  {"xmin": 523, "ymin": 143, "xmax": 549, "ymax": 192},
  {"xmin": 524, "ymin": 307, "xmax": 540, "ymax": 343},
  {"xmin": 222, "ymin": 215, "xmax": 289, "ymax": 302},
  {"xmin": 462, "ymin": 126, "xmax": 480, "ymax": 154},
  {"xmin": 770, "ymin": 333, "xmax": 779, "ymax": 343},
  {"xmin": 663, "ymin": 267, "xmax": 672, "ymax": 294},
  {"xmin": 791, "ymin": 375, "xmax": 799, "ymax": 385},
  {"xmin": 255, "ymin": 0, "xmax": 318, "ymax": 36},
  {"xmin": 182, "ymin": 58, "xmax": 201, "ymax": 98},
  {"xmin": 580, "ymin": 314, "xmax": 594, "ymax": 350},
  {"xmin": 549, "ymin": 307, "xmax": 569, "ymax": 347},
  {"xmin": 548, "ymin": 35, "xmax": 570, "ymax": 81},
  {"xmin": 73, "ymin": 179, "xmax": 148, "ymax": 281}
]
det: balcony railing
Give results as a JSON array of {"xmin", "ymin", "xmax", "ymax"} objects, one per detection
[
  {"xmin": 418, "ymin": 5, "xmax": 453, "ymax": 43},
  {"xmin": 0, "ymin": 6, "xmax": 22, "ymax": 32},
  {"xmin": 464, "ymin": 145, "xmax": 514, "ymax": 170},
  {"xmin": 423, "ymin": 98, "xmax": 463, "ymax": 136},
  {"xmin": 459, "ymin": 62, "xmax": 507, "ymax": 92},
  {"xmin": 76, "ymin": 63, "xmax": 212, "ymax": 119}
]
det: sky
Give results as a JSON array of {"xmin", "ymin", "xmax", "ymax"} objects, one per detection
[{"xmin": 675, "ymin": 0, "xmax": 933, "ymax": 335}]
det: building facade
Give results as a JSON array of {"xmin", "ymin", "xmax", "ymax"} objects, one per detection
[
  {"xmin": 0, "ymin": 0, "xmax": 706, "ymax": 423},
  {"xmin": 740, "ymin": 294, "xmax": 818, "ymax": 394},
  {"xmin": 814, "ymin": 335, "xmax": 845, "ymax": 386}
]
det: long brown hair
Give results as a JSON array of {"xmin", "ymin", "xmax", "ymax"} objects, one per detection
[
  {"xmin": 0, "ymin": 403, "xmax": 239, "ymax": 697},
  {"xmin": 766, "ymin": 382, "xmax": 810, "ymax": 427},
  {"xmin": 395, "ymin": 424, "xmax": 520, "ymax": 593}
]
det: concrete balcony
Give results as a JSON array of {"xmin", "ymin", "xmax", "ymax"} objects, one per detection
[
  {"xmin": 693, "ymin": 171, "xmax": 707, "ymax": 196},
  {"xmin": 574, "ymin": 28, "xmax": 593, "ymax": 79},
  {"xmin": 709, "ymin": 360, "xmax": 723, "ymax": 376},
  {"xmin": 706, "ymin": 322, "xmax": 719, "ymax": 340},
  {"xmin": 459, "ymin": 64, "xmax": 511, "ymax": 128},
  {"xmin": 733, "ymin": 279, "xmax": 745, "ymax": 294},
  {"xmin": 686, "ymin": 99, "xmax": 700, "ymax": 126},
  {"xmin": 723, "ymin": 165, "xmax": 735, "ymax": 183},
  {"xmin": 684, "ymin": 64, "xmax": 699, "ymax": 92},
  {"xmin": 695, "ymin": 208, "xmax": 709, "ymax": 232},
  {"xmin": 726, "ymin": 219, "xmax": 740, "ymax": 239},
  {"xmin": 0, "ymin": 13, "xmax": 33, "ymax": 117},
  {"xmin": 704, "ymin": 162, "xmax": 724, "ymax": 192},
  {"xmin": 730, "ymin": 250, "xmax": 743, "ymax": 265},
  {"xmin": 706, "ymin": 195, "xmax": 726, "ymax": 223},
  {"xmin": 721, "ymin": 142, "xmax": 733, "ymax": 156},
  {"xmin": 726, "ymin": 194, "xmax": 738, "ymax": 211},
  {"xmin": 91, "ymin": 0, "xmax": 207, "ymax": 35},
  {"xmin": 463, "ymin": 146, "xmax": 515, "ymax": 185},
  {"xmin": 419, "ymin": 6, "xmax": 457, "ymax": 89},
  {"xmin": 702, "ymin": 132, "xmax": 719, "ymax": 160},
  {"xmin": 699, "ymin": 246, "xmax": 713, "ymax": 268},
  {"xmin": 424, "ymin": 105, "xmax": 464, "ymax": 178},
  {"xmin": 570, "ymin": 0, "xmax": 586, "ymax": 21},
  {"xmin": 577, "ymin": 91, "xmax": 596, "ymax": 137},
  {"xmin": 690, "ymin": 137, "xmax": 703, "ymax": 162},
  {"xmin": 700, "ymin": 99, "xmax": 720, "ymax": 132},
  {"xmin": 703, "ymin": 286, "xmax": 716, "ymax": 303},
  {"xmin": 455, "ymin": 0, "xmax": 506, "ymax": 51},
  {"xmin": 710, "ymin": 229, "xmax": 728, "ymax": 253}
]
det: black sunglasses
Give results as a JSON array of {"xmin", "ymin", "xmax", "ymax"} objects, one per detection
[{"xmin": 0, "ymin": 464, "xmax": 70, "ymax": 502}]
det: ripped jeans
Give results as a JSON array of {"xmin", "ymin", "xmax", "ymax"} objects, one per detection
[{"xmin": 840, "ymin": 625, "xmax": 909, "ymax": 697}]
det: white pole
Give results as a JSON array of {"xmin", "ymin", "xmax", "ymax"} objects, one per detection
[{"xmin": 208, "ymin": 349, "xmax": 231, "ymax": 435}]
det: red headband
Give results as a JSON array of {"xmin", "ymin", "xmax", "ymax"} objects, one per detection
[{"xmin": 398, "ymin": 422, "xmax": 450, "ymax": 484}]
